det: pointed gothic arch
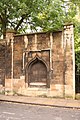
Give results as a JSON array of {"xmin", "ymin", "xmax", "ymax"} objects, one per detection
[{"xmin": 26, "ymin": 56, "xmax": 49, "ymax": 87}]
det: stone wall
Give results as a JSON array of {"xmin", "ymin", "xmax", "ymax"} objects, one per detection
[
  {"xmin": 0, "ymin": 40, "xmax": 5, "ymax": 93},
  {"xmin": 0, "ymin": 24, "xmax": 75, "ymax": 98},
  {"xmin": 13, "ymin": 36, "xmax": 24, "ymax": 78},
  {"xmin": 0, "ymin": 40, "xmax": 5, "ymax": 85}
]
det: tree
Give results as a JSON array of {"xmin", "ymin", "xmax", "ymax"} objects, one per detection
[
  {"xmin": 69, "ymin": 0, "xmax": 80, "ymax": 68},
  {"xmin": 32, "ymin": 0, "xmax": 65, "ymax": 31},
  {"xmin": 0, "ymin": 0, "xmax": 65, "ymax": 38},
  {"xmin": 74, "ymin": 22, "xmax": 80, "ymax": 69},
  {"xmin": 61, "ymin": 0, "xmax": 80, "ymax": 68},
  {"xmin": 0, "ymin": 0, "xmax": 48, "ymax": 38}
]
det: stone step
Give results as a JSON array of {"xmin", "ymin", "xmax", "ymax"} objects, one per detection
[{"xmin": 29, "ymin": 82, "xmax": 47, "ymax": 88}]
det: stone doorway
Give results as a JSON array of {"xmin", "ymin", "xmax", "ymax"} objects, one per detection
[{"xmin": 28, "ymin": 58, "xmax": 47, "ymax": 87}]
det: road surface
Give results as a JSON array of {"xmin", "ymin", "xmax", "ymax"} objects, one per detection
[{"xmin": 0, "ymin": 102, "xmax": 80, "ymax": 120}]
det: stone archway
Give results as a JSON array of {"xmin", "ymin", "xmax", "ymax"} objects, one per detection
[{"xmin": 28, "ymin": 58, "xmax": 47, "ymax": 87}]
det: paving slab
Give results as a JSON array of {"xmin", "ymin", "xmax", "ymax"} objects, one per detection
[{"xmin": 0, "ymin": 95, "xmax": 80, "ymax": 109}]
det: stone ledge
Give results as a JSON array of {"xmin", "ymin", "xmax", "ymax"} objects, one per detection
[{"xmin": 29, "ymin": 82, "xmax": 46, "ymax": 86}]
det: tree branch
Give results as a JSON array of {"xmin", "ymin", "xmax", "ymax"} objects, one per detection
[
  {"xmin": 0, "ymin": 14, "xmax": 3, "ymax": 22},
  {"xmin": 14, "ymin": 15, "xmax": 26, "ymax": 31}
]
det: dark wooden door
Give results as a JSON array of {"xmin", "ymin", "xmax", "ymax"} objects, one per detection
[{"xmin": 29, "ymin": 60, "xmax": 47, "ymax": 84}]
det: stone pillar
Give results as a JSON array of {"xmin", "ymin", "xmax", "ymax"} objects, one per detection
[
  {"xmin": 6, "ymin": 29, "xmax": 15, "ymax": 44},
  {"xmin": 63, "ymin": 24, "xmax": 75, "ymax": 99},
  {"xmin": 50, "ymin": 33, "xmax": 53, "ymax": 70},
  {"xmin": 5, "ymin": 30, "xmax": 16, "ymax": 95}
]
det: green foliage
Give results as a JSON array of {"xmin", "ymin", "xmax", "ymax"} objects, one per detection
[
  {"xmin": 64, "ymin": 0, "xmax": 80, "ymax": 68},
  {"xmin": 0, "ymin": 0, "xmax": 66, "ymax": 37},
  {"xmin": 0, "ymin": 0, "xmax": 50, "ymax": 37},
  {"xmin": 33, "ymin": 0, "xmax": 65, "ymax": 31},
  {"xmin": 0, "ymin": 0, "xmax": 80, "ymax": 34},
  {"xmin": 73, "ymin": 18, "xmax": 80, "ymax": 68}
]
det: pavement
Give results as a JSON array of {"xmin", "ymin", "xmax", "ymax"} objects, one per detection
[{"xmin": 0, "ymin": 95, "xmax": 80, "ymax": 109}]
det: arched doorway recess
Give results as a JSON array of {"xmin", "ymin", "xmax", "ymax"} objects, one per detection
[{"xmin": 28, "ymin": 58, "xmax": 48, "ymax": 87}]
